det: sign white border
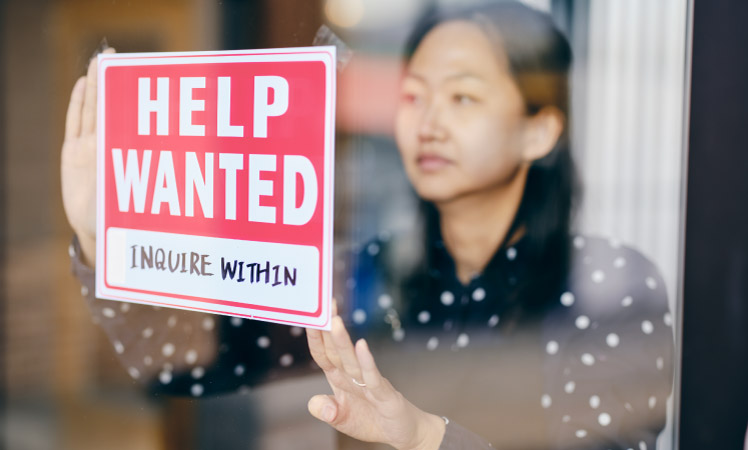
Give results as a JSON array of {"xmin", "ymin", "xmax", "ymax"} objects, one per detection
[{"xmin": 95, "ymin": 47, "xmax": 335, "ymax": 330}]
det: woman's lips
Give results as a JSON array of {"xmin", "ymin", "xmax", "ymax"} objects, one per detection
[{"xmin": 416, "ymin": 153, "xmax": 452, "ymax": 172}]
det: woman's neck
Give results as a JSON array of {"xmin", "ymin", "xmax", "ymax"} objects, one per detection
[{"xmin": 437, "ymin": 167, "xmax": 529, "ymax": 285}]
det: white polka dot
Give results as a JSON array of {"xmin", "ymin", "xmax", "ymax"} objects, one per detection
[
  {"xmin": 426, "ymin": 337, "xmax": 439, "ymax": 351},
  {"xmin": 560, "ymin": 292, "xmax": 575, "ymax": 307},
  {"xmin": 352, "ymin": 309, "xmax": 367, "ymax": 324},
  {"xmin": 656, "ymin": 357, "xmax": 664, "ymax": 370},
  {"xmin": 230, "ymin": 317, "xmax": 243, "ymax": 327},
  {"xmin": 606, "ymin": 333, "xmax": 620, "ymax": 348},
  {"xmin": 598, "ymin": 412, "xmax": 611, "ymax": 427},
  {"xmin": 456, "ymin": 333, "xmax": 470, "ymax": 348},
  {"xmin": 589, "ymin": 395, "xmax": 600, "ymax": 409},
  {"xmin": 621, "ymin": 296, "xmax": 633, "ymax": 307},
  {"xmin": 472, "ymin": 288, "xmax": 486, "ymax": 302},
  {"xmin": 440, "ymin": 291, "xmax": 454, "ymax": 306},
  {"xmin": 575, "ymin": 429, "xmax": 587, "ymax": 438},
  {"xmin": 639, "ymin": 442, "xmax": 647, "ymax": 450},
  {"xmin": 625, "ymin": 402, "xmax": 634, "ymax": 413},
  {"xmin": 234, "ymin": 364, "xmax": 245, "ymax": 376},
  {"xmin": 642, "ymin": 320, "xmax": 654, "ymax": 335},
  {"xmin": 114, "ymin": 340, "xmax": 125, "ymax": 354},
  {"xmin": 142, "ymin": 327, "xmax": 153, "ymax": 338},
  {"xmin": 663, "ymin": 312, "xmax": 673, "ymax": 327},
  {"xmin": 162, "ymin": 343, "xmax": 175, "ymax": 357},
  {"xmin": 648, "ymin": 396, "xmax": 657, "ymax": 409},
  {"xmin": 562, "ymin": 415, "xmax": 571, "ymax": 423},
  {"xmin": 279, "ymin": 354, "xmax": 293, "ymax": 367},
  {"xmin": 564, "ymin": 381, "xmax": 576, "ymax": 394},
  {"xmin": 581, "ymin": 353, "xmax": 595, "ymax": 366},
  {"xmin": 541, "ymin": 394, "xmax": 552, "ymax": 408},
  {"xmin": 614, "ymin": 257, "xmax": 626, "ymax": 268},
  {"xmin": 574, "ymin": 236, "xmax": 586, "ymax": 249},
  {"xmin": 591, "ymin": 270, "xmax": 605, "ymax": 283},
  {"xmin": 257, "ymin": 336, "xmax": 271, "ymax": 348},
  {"xmin": 488, "ymin": 315, "xmax": 500, "ymax": 327},
  {"xmin": 184, "ymin": 349, "xmax": 198, "ymax": 365},
  {"xmin": 167, "ymin": 316, "xmax": 177, "ymax": 328},
  {"xmin": 191, "ymin": 384, "xmax": 204, "ymax": 397},
  {"xmin": 202, "ymin": 317, "xmax": 215, "ymax": 331},
  {"xmin": 191, "ymin": 366, "xmax": 205, "ymax": 379},
  {"xmin": 546, "ymin": 340, "xmax": 559, "ymax": 355},
  {"xmin": 378, "ymin": 294, "xmax": 393, "ymax": 309},
  {"xmin": 120, "ymin": 303, "xmax": 130, "ymax": 313},
  {"xmin": 346, "ymin": 278, "xmax": 357, "ymax": 290},
  {"xmin": 367, "ymin": 242, "xmax": 380, "ymax": 256},
  {"xmin": 575, "ymin": 315, "xmax": 590, "ymax": 330},
  {"xmin": 290, "ymin": 326, "xmax": 303, "ymax": 337},
  {"xmin": 418, "ymin": 311, "xmax": 431, "ymax": 324},
  {"xmin": 144, "ymin": 356, "xmax": 153, "ymax": 366},
  {"xmin": 159, "ymin": 371, "xmax": 172, "ymax": 384},
  {"xmin": 506, "ymin": 247, "xmax": 517, "ymax": 260},
  {"xmin": 68, "ymin": 244, "xmax": 76, "ymax": 258},
  {"xmin": 646, "ymin": 277, "xmax": 657, "ymax": 290},
  {"xmin": 102, "ymin": 308, "xmax": 116, "ymax": 318}
]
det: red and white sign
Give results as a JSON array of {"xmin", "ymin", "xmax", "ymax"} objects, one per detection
[{"xmin": 95, "ymin": 47, "xmax": 335, "ymax": 330}]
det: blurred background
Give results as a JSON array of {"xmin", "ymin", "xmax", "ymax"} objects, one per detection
[{"xmin": 1, "ymin": 0, "xmax": 694, "ymax": 449}]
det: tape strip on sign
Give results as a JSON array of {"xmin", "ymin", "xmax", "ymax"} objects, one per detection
[{"xmin": 95, "ymin": 47, "xmax": 336, "ymax": 330}]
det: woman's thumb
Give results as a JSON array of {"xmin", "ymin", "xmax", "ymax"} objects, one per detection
[{"xmin": 308, "ymin": 394, "xmax": 339, "ymax": 423}]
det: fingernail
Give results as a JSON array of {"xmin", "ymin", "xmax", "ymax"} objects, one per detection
[{"xmin": 322, "ymin": 405, "xmax": 335, "ymax": 422}]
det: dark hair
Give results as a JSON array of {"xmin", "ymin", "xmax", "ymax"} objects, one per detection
[{"xmin": 406, "ymin": 2, "xmax": 579, "ymax": 314}]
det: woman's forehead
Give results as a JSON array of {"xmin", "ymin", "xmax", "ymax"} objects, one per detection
[{"xmin": 407, "ymin": 20, "xmax": 510, "ymax": 82}]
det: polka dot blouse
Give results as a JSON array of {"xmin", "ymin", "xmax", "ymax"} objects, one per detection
[{"xmin": 71, "ymin": 232, "xmax": 674, "ymax": 450}]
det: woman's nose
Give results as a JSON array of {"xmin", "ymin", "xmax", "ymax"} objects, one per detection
[{"xmin": 417, "ymin": 103, "xmax": 447, "ymax": 142}]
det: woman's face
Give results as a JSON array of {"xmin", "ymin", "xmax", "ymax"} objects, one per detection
[{"xmin": 395, "ymin": 20, "xmax": 530, "ymax": 205}]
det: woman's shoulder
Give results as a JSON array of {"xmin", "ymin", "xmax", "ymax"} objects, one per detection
[
  {"xmin": 540, "ymin": 234, "xmax": 673, "ymax": 347},
  {"xmin": 561, "ymin": 234, "xmax": 670, "ymax": 318}
]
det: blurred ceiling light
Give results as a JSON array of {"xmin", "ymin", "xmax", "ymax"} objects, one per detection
[{"xmin": 325, "ymin": 0, "xmax": 365, "ymax": 29}]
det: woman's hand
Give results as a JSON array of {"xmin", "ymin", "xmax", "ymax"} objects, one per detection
[
  {"xmin": 306, "ymin": 315, "xmax": 446, "ymax": 450},
  {"xmin": 61, "ymin": 47, "xmax": 115, "ymax": 266}
]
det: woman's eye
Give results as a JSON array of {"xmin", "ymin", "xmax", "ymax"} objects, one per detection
[{"xmin": 453, "ymin": 94, "xmax": 477, "ymax": 105}]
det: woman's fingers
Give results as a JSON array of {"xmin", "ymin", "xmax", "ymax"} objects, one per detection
[
  {"xmin": 356, "ymin": 338, "xmax": 390, "ymax": 401},
  {"xmin": 307, "ymin": 328, "xmax": 335, "ymax": 371},
  {"xmin": 81, "ymin": 55, "xmax": 99, "ymax": 135},
  {"xmin": 308, "ymin": 394, "xmax": 339, "ymax": 424},
  {"xmin": 64, "ymin": 77, "xmax": 86, "ymax": 142},
  {"xmin": 331, "ymin": 316, "xmax": 364, "ymax": 384},
  {"xmin": 81, "ymin": 47, "xmax": 115, "ymax": 136}
]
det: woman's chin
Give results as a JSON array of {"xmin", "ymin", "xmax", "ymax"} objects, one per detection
[{"xmin": 412, "ymin": 185, "xmax": 458, "ymax": 205}]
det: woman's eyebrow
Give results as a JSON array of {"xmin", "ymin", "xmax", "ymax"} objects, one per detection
[
  {"xmin": 403, "ymin": 71, "xmax": 485, "ymax": 84},
  {"xmin": 444, "ymin": 72, "xmax": 485, "ymax": 83}
]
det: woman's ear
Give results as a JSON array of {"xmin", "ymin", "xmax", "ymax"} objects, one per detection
[{"xmin": 520, "ymin": 106, "xmax": 565, "ymax": 162}]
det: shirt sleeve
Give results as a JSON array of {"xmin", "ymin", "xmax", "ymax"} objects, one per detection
[
  {"xmin": 69, "ymin": 235, "xmax": 316, "ymax": 397},
  {"xmin": 439, "ymin": 419, "xmax": 494, "ymax": 449}
]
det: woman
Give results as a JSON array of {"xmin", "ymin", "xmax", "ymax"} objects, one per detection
[
  {"xmin": 304, "ymin": 3, "xmax": 672, "ymax": 449},
  {"xmin": 63, "ymin": 2, "xmax": 673, "ymax": 449}
]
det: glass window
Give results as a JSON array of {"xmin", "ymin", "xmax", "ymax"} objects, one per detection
[{"xmin": 2, "ymin": 1, "xmax": 690, "ymax": 449}]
